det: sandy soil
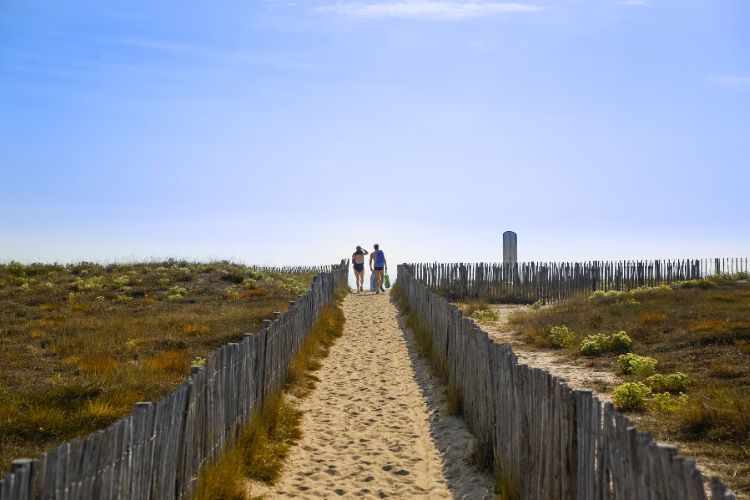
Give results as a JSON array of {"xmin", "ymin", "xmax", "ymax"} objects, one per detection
[
  {"xmin": 480, "ymin": 305, "xmax": 617, "ymax": 403},
  {"xmin": 254, "ymin": 291, "xmax": 493, "ymax": 499}
]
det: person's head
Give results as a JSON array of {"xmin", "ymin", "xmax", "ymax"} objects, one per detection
[
  {"xmin": 374, "ymin": 243, "xmax": 380, "ymax": 250},
  {"xmin": 356, "ymin": 245, "xmax": 362, "ymax": 252}
]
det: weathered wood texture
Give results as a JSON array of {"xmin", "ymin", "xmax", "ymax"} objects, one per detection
[
  {"xmin": 0, "ymin": 261, "xmax": 349, "ymax": 500},
  {"xmin": 408, "ymin": 258, "xmax": 749, "ymax": 303},
  {"xmin": 398, "ymin": 263, "xmax": 736, "ymax": 500}
]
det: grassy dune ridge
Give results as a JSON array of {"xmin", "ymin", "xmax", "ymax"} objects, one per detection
[{"xmin": 0, "ymin": 260, "xmax": 317, "ymax": 472}]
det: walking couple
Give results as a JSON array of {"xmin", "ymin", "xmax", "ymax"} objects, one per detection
[{"xmin": 352, "ymin": 244, "xmax": 387, "ymax": 294}]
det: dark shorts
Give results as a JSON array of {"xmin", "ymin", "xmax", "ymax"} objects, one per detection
[
  {"xmin": 353, "ymin": 263, "xmax": 365, "ymax": 273},
  {"xmin": 374, "ymin": 266, "xmax": 384, "ymax": 271}
]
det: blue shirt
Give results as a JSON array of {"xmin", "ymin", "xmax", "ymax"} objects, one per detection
[{"xmin": 374, "ymin": 250, "xmax": 386, "ymax": 268}]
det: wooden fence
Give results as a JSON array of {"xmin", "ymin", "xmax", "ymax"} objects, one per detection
[
  {"xmin": 0, "ymin": 260, "xmax": 349, "ymax": 500},
  {"xmin": 408, "ymin": 258, "xmax": 749, "ymax": 303},
  {"xmin": 397, "ymin": 263, "xmax": 736, "ymax": 500}
]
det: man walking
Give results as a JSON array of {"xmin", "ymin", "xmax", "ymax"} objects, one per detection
[{"xmin": 369, "ymin": 243, "xmax": 387, "ymax": 294}]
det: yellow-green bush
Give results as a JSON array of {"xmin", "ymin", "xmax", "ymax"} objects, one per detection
[
  {"xmin": 646, "ymin": 372, "xmax": 689, "ymax": 394},
  {"xmin": 580, "ymin": 331, "xmax": 632, "ymax": 356},
  {"xmin": 649, "ymin": 392, "xmax": 688, "ymax": 413},
  {"xmin": 548, "ymin": 325, "xmax": 575, "ymax": 348},
  {"xmin": 472, "ymin": 308, "xmax": 499, "ymax": 322},
  {"xmin": 617, "ymin": 353, "xmax": 657, "ymax": 377},
  {"xmin": 612, "ymin": 382, "xmax": 651, "ymax": 410}
]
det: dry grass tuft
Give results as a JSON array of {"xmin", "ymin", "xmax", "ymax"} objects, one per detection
[
  {"xmin": 195, "ymin": 447, "xmax": 245, "ymax": 500},
  {"xmin": 182, "ymin": 323, "xmax": 211, "ymax": 335},
  {"xmin": 144, "ymin": 350, "xmax": 190, "ymax": 377}
]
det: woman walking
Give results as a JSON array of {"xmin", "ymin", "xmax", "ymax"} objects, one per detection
[{"xmin": 352, "ymin": 245, "xmax": 368, "ymax": 292}]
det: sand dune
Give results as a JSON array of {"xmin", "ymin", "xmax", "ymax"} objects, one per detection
[{"xmin": 253, "ymin": 291, "xmax": 493, "ymax": 499}]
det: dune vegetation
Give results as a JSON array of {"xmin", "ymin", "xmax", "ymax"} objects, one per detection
[
  {"xmin": 501, "ymin": 274, "xmax": 750, "ymax": 496},
  {"xmin": 0, "ymin": 260, "xmax": 317, "ymax": 472}
]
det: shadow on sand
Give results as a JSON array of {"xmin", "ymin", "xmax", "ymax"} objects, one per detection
[{"xmin": 392, "ymin": 294, "xmax": 495, "ymax": 499}]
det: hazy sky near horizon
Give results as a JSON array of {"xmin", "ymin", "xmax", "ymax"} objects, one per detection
[{"xmin": 1, "ymin": 0, "xmax": 748, "ymax": 267}]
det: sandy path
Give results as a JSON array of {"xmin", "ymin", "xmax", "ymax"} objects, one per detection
[{"xmin": 256, "ymin": 291, "xmax": 493, "ymax": 499}]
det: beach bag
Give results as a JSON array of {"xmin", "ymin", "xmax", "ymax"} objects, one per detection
[
  {"xmin": 384, "ymin": 273, "xmax": 391, "ymax": 289},
  {"xmin": 370, "ymin": 272, "xmax": 377, "ymax": 292}
]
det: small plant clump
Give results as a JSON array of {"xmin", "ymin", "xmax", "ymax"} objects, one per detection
[
  {"xmin": 612, "ymin": 382, "xmax": 651, "ymax": 411},
  {"xmin": 547, "ymin": 325, "xmax": 575, "ymax": 348},
  {"xmin": 472, "ymin": 308, "xmax": 499, "ymax": 322},
  {"xmin": 580, "ymin": 331, "xmax": 632, "ymax": 356},
  {"xmin": 168, "ymin": 285, "xmax": 187, "ymax": 300},
  {"xmin": 646, "ymin": 372, "xmax": 689, "ymax": 394},
  {"xmin": 617, "ymin": 353, "xmax": 657, "ymax": 377},
  {"xmin": 649, "ymin": 392, "xmax": 689, "ymax": 413},
  {"xmin": 676, "ymin": 279, "xmax": 717, "ymax": 290}
]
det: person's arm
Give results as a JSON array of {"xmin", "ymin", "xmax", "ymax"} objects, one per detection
[{"xmin": 369, "ymin": 253, "xmax": 374, "ymax": 271}]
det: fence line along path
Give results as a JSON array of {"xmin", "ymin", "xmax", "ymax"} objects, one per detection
[{"xmin": 256, "ymin": 291, "xmax": 493, "ymax": 499}]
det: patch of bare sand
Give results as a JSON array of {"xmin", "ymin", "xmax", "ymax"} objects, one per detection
[
  {"xmin": 481, "ymin": 305, "xmax": 617, "ymax": 403},
  {"xmin": 253, "ymin": 291, "xmax": 493, "ymax": 499}
]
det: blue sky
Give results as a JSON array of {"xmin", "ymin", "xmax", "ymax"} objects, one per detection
[{"xmin": 1, "ymin": 0, "xmax": 748, "ymax": 267}]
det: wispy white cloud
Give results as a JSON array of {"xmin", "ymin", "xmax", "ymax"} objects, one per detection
[
  {"xmin": 707, "ymin": 75, "xmax": 750, "ymax": 89},
  {"xmin": 618, "ymin": 0, "xmax": 650, "ymax": 6},
  {"xmin": 313, "ymin": 1, "xmax": 547, "ymax": 20},
  {"xmin": 109, "ymin": 37, "xmax": 321, "ymax": 71}
]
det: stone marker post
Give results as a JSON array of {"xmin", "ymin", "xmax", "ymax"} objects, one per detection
[{"xmin": 503, "ymin": 231, "xmax": 517, "ymax": 265}]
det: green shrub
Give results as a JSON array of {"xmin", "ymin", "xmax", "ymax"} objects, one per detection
[
  {"xmin": 113, "ymin": 275, "xmax": 130, "ymax": 287},
  {"xmin": 243, "ymin": 278, "xmax": 257, "ymax": 289},
  {"xmin": 617, "ymin": 353, "xmax": 657, "ymax": 377},
  {"xmin": 590, "ymin": 290, "xmax": 626, "ymax": 301},
  {"xmin": 677, "ymin": 279, "xmax": 717, "ymax": 290},
  {"xmin": 472, "ymin": 309, "xmax": 499, "ymax": 322},
  {"xmin": 580, "ymin": 334, "xmax": 609, "ymax": 356},
  {"xmin": 247, "ymin": 269, "xmax": 264, "ymax": 280},
  {"xmin": 646, "ymin": 372, "xmax": 688, "ymax": 394},
  {"xmin": 548, "ymin": 325, "xmax": 575, "ymax": 348},
  {"xmin": 580, "ymin": 331, "xmax": 631, "ymax": 356},
  {"xmin": 630, "ymin": 284, "xmax": 671, "ymax": 296},
  {"xmin": 612, "ymin": 382, "xmax": 651, "ymax": 410},
  {"xmin": 168, "ymin": 285, "xmax": 187, "ymax": 300},
  {"xmin": 610, "ymin": 331, "xmax": 632, "ymax": 353},
  {"xmin": 649, "ymin": 392, "xmax": 688, "ymax": 413}
]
